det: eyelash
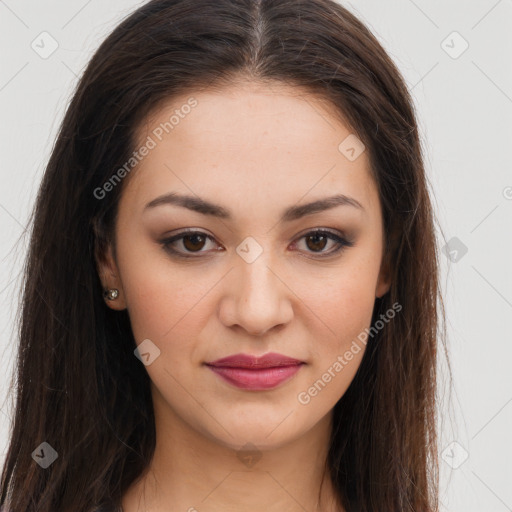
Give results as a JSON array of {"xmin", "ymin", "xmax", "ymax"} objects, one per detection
[{"xmin": 159, "ymin": 228, "xmax": 354, "ymax": 259}]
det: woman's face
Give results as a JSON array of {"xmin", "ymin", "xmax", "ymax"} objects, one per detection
[{"xmin": 98, "ymin": 81, "xmax": 390, "ymax": 451}]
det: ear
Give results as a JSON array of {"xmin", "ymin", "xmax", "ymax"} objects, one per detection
[
  {"xmin": 375, "ymin": 231, "xmax": 396, "ymax": 299},
  {"xmin": 93, "ymin": 219, "xmax": 127, "ymax": 311},
  {"xmin": 375, "ymin": 255, "xmax": 391, "ymax": 299}
]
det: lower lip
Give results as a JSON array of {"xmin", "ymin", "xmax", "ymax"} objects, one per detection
[{"xmin": 206, "ymin": 364, "xmax": 303, "ymax": 390}]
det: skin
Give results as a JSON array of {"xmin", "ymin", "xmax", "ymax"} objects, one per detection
[{"xmin": 97, "ymin": 79, "xmax": 391, "ymax": 512}]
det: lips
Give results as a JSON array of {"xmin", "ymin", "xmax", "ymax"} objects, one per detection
[
  {"xmin": 205, "ymin": 352, "xmax": 304, "ymax": 390},
  {"xmin": 207, "ymin": 352, "xmax": 303, "ymax": 369}
]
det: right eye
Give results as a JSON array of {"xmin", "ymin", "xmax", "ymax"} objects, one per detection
[{"xmin": 160, "ymin": 230, "xmax": 222, "ymax": 258}]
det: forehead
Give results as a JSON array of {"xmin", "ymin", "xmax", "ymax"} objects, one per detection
[
  {"xmin": 122, "ymin": 81, "xmax": 379, "ymax": 221},
  {"xmin": 136, "ymin": 80, "xmax": 355, "ymax": 159}
]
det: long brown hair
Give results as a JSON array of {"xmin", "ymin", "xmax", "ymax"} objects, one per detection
[{"xmin": 0, "ymin": 1, "xmax": 446, "ymax": 510}]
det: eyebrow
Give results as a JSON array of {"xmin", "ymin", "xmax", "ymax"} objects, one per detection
[{"xmin": 144, "ymin": 192, "xmax": 364, "ymax": 222}]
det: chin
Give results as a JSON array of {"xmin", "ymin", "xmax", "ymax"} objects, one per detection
[{"xmin": 199, "ymin": 413, "xmax": 308, "ymax": 452}]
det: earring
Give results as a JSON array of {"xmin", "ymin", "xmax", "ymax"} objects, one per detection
[{"xmin": 104, "ymin": 288, "xmax": 119, "ymax": 301}]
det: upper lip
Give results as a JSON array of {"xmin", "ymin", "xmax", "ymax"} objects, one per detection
[{"xmin": 206, "ymin": 352, "xmax": 304, "ymax": 369}]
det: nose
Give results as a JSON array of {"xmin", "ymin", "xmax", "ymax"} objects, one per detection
[{"xmin": 217, "ymin": 250, "xmax": 294, "ymax": 337}]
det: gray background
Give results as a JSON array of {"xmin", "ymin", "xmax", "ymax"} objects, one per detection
[{"xmin": 0, "ymin": 1, "xmax": 511, "ymax": 510}]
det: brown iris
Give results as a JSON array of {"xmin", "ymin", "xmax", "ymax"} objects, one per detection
[
  {"xmin": 182, "ymin": 234, "xmax": 207, "ymax": 252},
  {"xmin": 304, "ymin": 233, "xmax": 328, "ymax": 252}
]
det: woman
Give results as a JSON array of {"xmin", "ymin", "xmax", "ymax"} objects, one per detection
[{"xmin": 0, "ymin": 0, "xmax": 446, "ymax": 510}]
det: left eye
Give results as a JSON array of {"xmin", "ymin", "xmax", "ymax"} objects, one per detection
[
  {"xmin": 292, "ymin": 230, "xmax": 353, "ymax": 256},
  {"xmin": 160, "ymin": 229, "xmax": 353, "ymax": 258}
]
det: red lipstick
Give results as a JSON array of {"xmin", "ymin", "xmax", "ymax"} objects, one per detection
[{"xmin": 205, "ymin": 352, "xmax": 304, "ymax": 390}]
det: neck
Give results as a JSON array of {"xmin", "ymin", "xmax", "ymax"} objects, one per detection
[{"xmin": 121, "ymin": 389, "xmax": 343, "ymax": 512}]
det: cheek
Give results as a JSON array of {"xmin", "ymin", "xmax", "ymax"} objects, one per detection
[
  {"xmin": 296, "ymin": 260, "xmax": 379, "ymax": 350},
  {"xmin": 294, "ymin": 275, "xmax": 376, "ymax": 410},
  {"xmin": 116, "ymin": 238, "xmax": 213, "ymax": 344},
  {"xmin": 303, "ymin": 286, "xmax": 375, "ymax": 400},
  {"xmin": 125, "ymin": 277, "xmax": 215, "ymax": 346}
]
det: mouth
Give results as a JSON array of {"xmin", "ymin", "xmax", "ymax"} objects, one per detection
[{"xmin": 204, "ymin": 352, "xmax": 305, "ymax": 390}]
